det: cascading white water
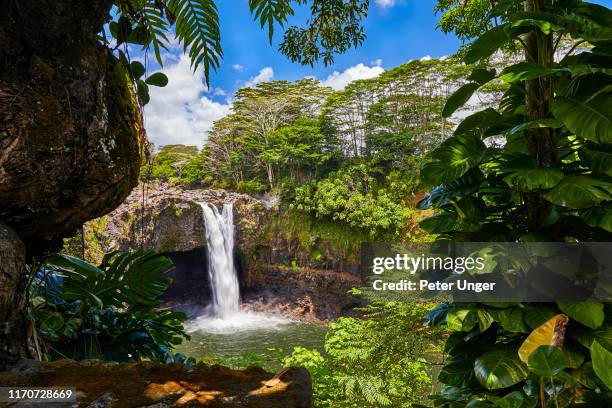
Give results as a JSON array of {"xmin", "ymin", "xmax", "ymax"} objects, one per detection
[
  {"xmin": 199, "ymin": 202, "xmax": 240, "ymax": 319},
  {"xmin": 187, "ymin": 202, "xmax": 290, "ymax": 334}
]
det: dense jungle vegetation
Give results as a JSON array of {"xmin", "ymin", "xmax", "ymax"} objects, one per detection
[{"xmin": 19, "ymin": 0, "xmax": 612, "ymax": 407}]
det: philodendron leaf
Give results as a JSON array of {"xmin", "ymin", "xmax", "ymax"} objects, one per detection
[
  {"xmin": 443, "ymin": 82, "xmax": 481, "ymax": 118},
  {"xmin": 464, "ymin": 23, "xmax": 526, "ymax": 64},
  {"xmin": 580, "ymin": 143, "xmax": 612, "ymax": 177},
  {"xmin": 518, "ymin": 314, "xmax": 569, "ymax": 363},
  {"xmin": 527, "ymin": 345, "xmax": 567, "ymax": 377},
  {"xmin": 503, "ymin": 167, "xmax": 564, "ymax": 191},
  {"xmin": 558, "ymin": 301, "xmax": 605, "ymax": 329},
  {"xmin": 507, "ymin": 118, "xmax": 563, "ymax": 136},
  {"xmin": 580, "ymin": 206, "xmax": 612, "ymax": 232},
  {"xmin": 421, "ymin": 133, "xmax": 488, "ymax": 186},
  {"xmin": 551, "ymin": 96, "xmax": 612, "ymax": 144},
  {"xmin": 474, "ymin": 348, "xmax": 529, "ymax": 390},
  {"xmin": 542, "ymin": 175, "xmax": 612, "ymax": 209},
  {"xmin": 591, "ymin": 340, "xmax": 612, "ymax": 390}
]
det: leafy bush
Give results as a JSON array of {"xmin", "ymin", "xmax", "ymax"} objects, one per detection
[
  {"xmin": 29, "ymin": 251, "xmax": 189, "ymax": 363},
  {"xmin": 283, "ymin": 302, "xmax": 445, "ymax": 407},
  {"xmin": 292, "ymin": 167, "xmax": 413, "ymax": 239}
]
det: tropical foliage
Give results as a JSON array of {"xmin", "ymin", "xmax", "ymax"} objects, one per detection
[
  {"xmin": 283, "ymin": 301, "xmax": 445, "ymax": 408},
  {"xmin": 101, "ymin": 0, "xmax": 370, "ymax": 107},
  {"xmin": 29, "ymin": 251, "xmax": 189, "ymax": 363},
  {"xmin": 419, "ymin": 0, "xmax": 612, "ymax": 405}
]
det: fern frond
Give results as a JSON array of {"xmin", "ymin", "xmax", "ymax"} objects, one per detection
[
  {"xmin": 143, "ymin": 2, "xmax": 170, "ymax": 66},
  {"xmin": 168, "ymin": 0, "xmax": 222, "ymax": 85},
  {"xmin": 248, "ymin": 0, "xmax": 295, "ymax": 43}
]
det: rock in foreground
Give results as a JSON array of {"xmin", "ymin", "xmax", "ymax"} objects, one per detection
[{"xmin": 0, "ymin": 360, "xmax": 311, "ymax": 407}]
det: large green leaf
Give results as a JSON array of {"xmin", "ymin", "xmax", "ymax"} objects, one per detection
[
  {"xmin": 443, "ymin": 82, "xmax": 481, "ymax": 118},
  {"xmin": 454, "ymin": 108, "xmax": 503, "ymax": 136},
  {"xmin": 503, "ymin": 167, "xmax": 564, "ymax": 191},
  {"xmin": 499, "ymin": 63, "xmax": 554, "ymax": 82},
  {"xmin": 464, "ymin": 24, "xmax": 524, "ymax": 64},
  {"xmin": 439, "ymin": 358, "xmax": 476, "ymax": 387},
  {"xmin": 506, "ymin": 118, "xmax": 563, "ymax": 136},
  {"xmin": 420, "ymin": 214, "xmax": 458, "ymax": 234},
  {"xmin": 551, "ymin": 96, "xmax": 612, "ymax": 144},
  {"xmin": 474, "ymin": 348, "xmax": 529, "ymax": 390},
  {"xmin": 542, "ymin": 175, "xmax": 612, "ymax": 209},
  {"xmin": 558, "ymin": 301, "xmax": 605, "ymax": 329},
  {"xmin": 421, "ymin": 134, "xmax": 488, "ymax": 186},
  {"xmin": 591, "ymin": 340, "xmax": 612, "ymax": 389},
  {"xmin": 527, "ymin": 345, "xmax": 567, "ymax": 377},
  {"xmin": 580, "ymin": 206, "xmax": 612, "ymax": 232},
  {"xmin": 580, "ymin": 143, "xmax": 612, "ymax": 177}
]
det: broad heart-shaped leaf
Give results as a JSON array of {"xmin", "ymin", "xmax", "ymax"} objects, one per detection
[
  {"xmin": 542, "ymin": 175, "xmax": 612, "ymax": 209},
  {"xmin": 499, "ymin": 62, "xmax": 554, "ymax": 83},
  {"xmin": 468, "ymin": 68, "xmax": 496, "ymax": 85},
  {"xmin": 145, "ymin": 72, "xmax": 169, "ymax": 87},
  {"xmin": 454, "ymin": 108, "xmax": 502, "ymax": 136},
  {"xmin": 503, "ymin": 167, "xmax": 564, "ymax": 191},
  {"xmin": 518, "ymin": 314, "xmax": 569, "ymax": 363},
  {"xmin": 420, "ymin": 213, "xmax": 458, "ymax": 234},
  {"xmin": 551, "ymin": 96, "xmax": 612, "ymax": 144},
  {"xmin": 464, "ymin": 23, "xmax": 526, "ymax": 64},
  {"xmin": 580, "ymin": 206, "xmax": 612, "ymax": 232},
  {"xmin": 443, "ymin": 82, "xmax": 480, "ymax": 118},
  {"xmin": 580, "ymin": 143, "xmax": 612, "ymax": 177},
  {"xmin": 527, "ymin": 345, "xmax": 567, "ymax": 377},
  {"xmin": 558, "ymin": 301, "xmax": 605, "ymax": 329},
  {"xmin": 438, "ymin": 357, "xmax": 476, "ymax": 387},
  {"xmin": 474, "ymin": 348, "xmax": 529, "ymax": 390},
  {"xmin": 591, "ymin": 340, "xmax": 612, "ymax": 390},
  {"xmin": 421, "ymin": 133, "xmax": 488, "ymax": 186},
  {"xmin": 507, "ymin": 118, "xmax": 563, "ymax": 136}
]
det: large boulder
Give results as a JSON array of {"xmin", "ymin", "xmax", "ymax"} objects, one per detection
[
  {"xmin": 0, "ymin": 0, "xmax": 142, "ymax": 251},
  {"xmin": 0, "ymin": 223, "xmax": 30, "ymax": 368}
]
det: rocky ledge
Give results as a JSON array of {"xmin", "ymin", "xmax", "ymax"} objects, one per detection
[
  {"xmin": 76, "ymin": 183, "xmax": 267, "ymax": 262},
  {"xmin": 0, "ymin": 360, "xmax": 311, "ymax": 407}
]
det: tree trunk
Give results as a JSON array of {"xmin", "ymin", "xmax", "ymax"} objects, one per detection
[
  {"xmin": 523, "ymin": 0, "xmax": 555, "ymax": 233},
  {"xmin": 0, "ymin": 223, "xmax": 29, "ymax": 369}
]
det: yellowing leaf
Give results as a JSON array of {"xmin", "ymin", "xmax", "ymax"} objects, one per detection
[{"xmin": 518, "ymin": 314, "xmax": 569, "ymax": 363}]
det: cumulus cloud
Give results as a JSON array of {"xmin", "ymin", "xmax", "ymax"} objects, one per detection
[
  {"xmin": 376, "ymin": 0, "xmax": 396, "ymax": 8},
  {"xmin": 245, "ymin": 67, "xmax": 274, "ymax": 87},
  {"xmin": 144, "ymin": 54, "xmax": 231, "ymax": 147},
  {"xmin": 321, "ymin": 62, "xmax": 385, "ymax": 90},
  {"xmin": 232, "ymin": 63, "xmax": 246, "ymax": 71}
]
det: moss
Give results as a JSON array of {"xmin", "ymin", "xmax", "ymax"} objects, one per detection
[{"xmin": 259, "ymin": 208, "xmax": 367, "ymax": 265}]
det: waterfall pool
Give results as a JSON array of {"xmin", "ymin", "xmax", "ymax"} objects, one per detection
[{"xmin": 174, "ymin": 312, "xmax": 327, "ymax": 370}]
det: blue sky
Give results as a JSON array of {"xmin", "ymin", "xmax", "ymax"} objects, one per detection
[{"xmin": 142, "ymin": 0, "xmax": 612, "ymax": 148}]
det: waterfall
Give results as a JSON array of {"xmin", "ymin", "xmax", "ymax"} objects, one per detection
[{"xmin": 199, "ymin": 202, "xmax": 240, "ymax": 319}]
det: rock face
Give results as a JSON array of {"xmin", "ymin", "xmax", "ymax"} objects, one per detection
[
  {"xmin": 0, "ymin": 359, "xmax": 312, "ymax": 407},
  {"xmin": 243, "ymin": 264, "xmax": 362, "ymax": 322},
  {"xmin": 0, "ymin": 0, "xmax": 142, "ymax": 251},
  {"xmin": 0, "ymin": 223, "xmax": 30, "ymax": 368},
  {"xmin": 74, "ymin": 183, "xmax": 363, "ymax": 322},
  {"xmin": 79, "ymin": 183, "xmax": 267, "ymax": 261}
]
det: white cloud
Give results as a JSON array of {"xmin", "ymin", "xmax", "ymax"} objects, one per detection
[
  {"xmin": 245, "ymin": 67, "xmax": 274, "ymax": 87},
  {"xmin": 144, "ymin": 54, "xmax": 231, "ymax": 147},
  {"xmin": 376, "ymin": 0, "xmax": 396, "ymax": 8},
  {"xmin": 420, "ymin": 55, "xmax": 432, "ymax": 61},
  {"xmin": 321, "ymin": 62, "xmax": 385, "ymax": 90},
  {"xmin": 232, "ymin": 63, "xmax": 246, "ymax": 71}
]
